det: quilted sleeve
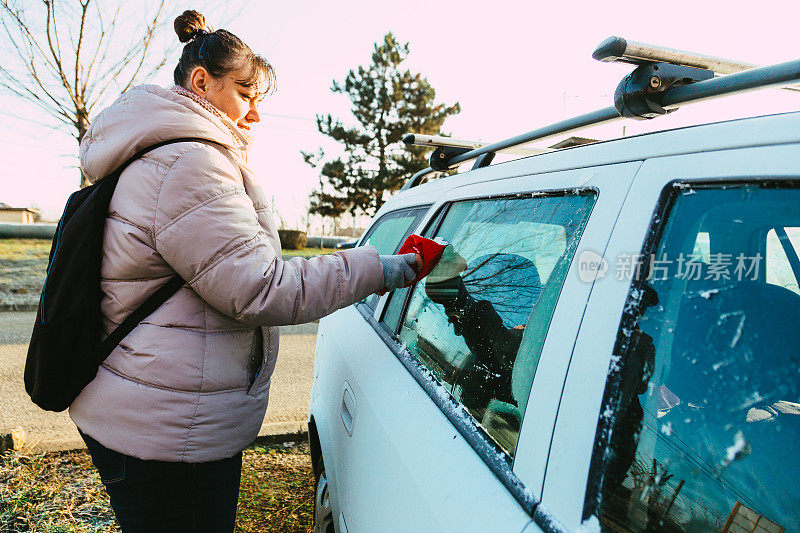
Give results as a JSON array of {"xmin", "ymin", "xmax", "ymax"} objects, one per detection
[{"xmin": 152, "ymin": 145, "xmax": 384, "ymax": 326}]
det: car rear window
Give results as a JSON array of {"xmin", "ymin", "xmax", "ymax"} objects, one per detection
[{"xmin": 586, "ymin": 183, "xmax": 800, "ymax": 532}]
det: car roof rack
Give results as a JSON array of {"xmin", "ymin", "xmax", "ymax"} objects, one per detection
[{"xmin": 400, "ymin": 36, "xmax": 800, "ymax": 191}]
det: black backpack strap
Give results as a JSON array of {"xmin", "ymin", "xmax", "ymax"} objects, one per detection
[
  {"xmin": 97, "ymin": 274, "xmax": 186, "ymax": 359},
  {"xmin": 95, "ymin": 137, "xmax": 234, "ymax": 360}
]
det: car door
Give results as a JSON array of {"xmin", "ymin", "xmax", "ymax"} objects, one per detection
[
  {"xmin": 310, "ymin": 204, "xmax": 429, "ymax": 529},
  {"xmin": 543, "ymin": 143, "xmax": 800, "ymax": 532},
  {"xmin": 317, "ymin": 160, "xmax": 641, "ymax": 533}
]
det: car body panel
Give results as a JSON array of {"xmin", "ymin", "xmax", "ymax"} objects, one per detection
[
  {"xmin": 541, "ymin": 142, "xmax": 800, "ymax": 530},
  {"xmin": 309, "ymin": 112, "xmax": 800, "ymax": 532},
  {"xmin": 313, "ymin": 162, "xmax": 641, "ymax": 532},
  {"xmin": 508, "ymin": 162, "xmax": 641, "ymax": 499}
]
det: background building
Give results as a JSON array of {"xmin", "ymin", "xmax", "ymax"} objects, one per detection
[{"xmin": 0, "ymin": 203, "xmax": 39, "ymax": 224}]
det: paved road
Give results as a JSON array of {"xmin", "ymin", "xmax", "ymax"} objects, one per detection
[{"xmin": 0, "ymin": 312, "xmax": 317, "ymax": 453}]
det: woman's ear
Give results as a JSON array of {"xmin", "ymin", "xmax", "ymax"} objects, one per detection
[{"xmin": 188, "ymin": 66, "xmax": 211, "ymax": 96}]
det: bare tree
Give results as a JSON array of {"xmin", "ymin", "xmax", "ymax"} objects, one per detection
[{"xmin": 0, "ymin": 0, "xmax": 169, "ymax": 187}]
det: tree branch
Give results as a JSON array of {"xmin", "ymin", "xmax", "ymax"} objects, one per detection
[
  {"xmin": 82, "ymin": 0, "xmax": 113, "ymax": 95},
  {"xmin": 43, "ymin": 0, "xmax": 79, "ymax": 110},
  {"xmin": 0, "ymin": 107, "xmax": 70, "ymax": 131},
  {"xmin": 1, "ymin": 1, "xmax": 62, "ymax": 79},
  {"xmin": 117, "ymin": 0, "xmax": 164, "ymax": 94},
  {"xmin": 0, "ymin": 64, "xmax": 74, "ymax": 121},
  {"xmin": 74, "ymin": 0, "xmax": 89, "ymax": 103}
]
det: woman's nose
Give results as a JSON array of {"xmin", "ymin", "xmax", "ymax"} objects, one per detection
[{"xmin": 248, "ymin": 103, "xmax": 260, "ymax": 123}]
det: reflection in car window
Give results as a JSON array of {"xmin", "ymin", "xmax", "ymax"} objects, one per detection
[
  {"xmin": 359, "ymin": 207, "xmax": 428, "ymax": 309},
  {"xmin": 396, "ymin": 192, "xmax": 596, "ymax": 456},
  {"xmin": 691, "ymin": 231, "xmax": 711, "ymax": 263},
  {"xmin": 589, "ymin": 185, "xmax": 800, "ymax": 532},
  {"xmin": 766, "ymin": 227, "xmax": 800, "ymax": 295}
]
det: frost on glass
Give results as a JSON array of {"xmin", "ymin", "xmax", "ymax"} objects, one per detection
[
  {"xmin": 360, "ymin": 207, "xmax": 427, "ymax": 309},
  {"xmin": 397, "ymin": 192, "xmax": 596, "ymax": 457},
  {"xmin": 363, "ymin": 213, "xmax": 419, "ymax": 254},
  {"xmin": 594, "ymin": 185, "xmax": 800, "ymax": 532}
]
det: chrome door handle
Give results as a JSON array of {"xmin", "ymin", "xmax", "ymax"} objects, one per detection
[{"xmin": 341, "ymin": 381, "xmax": 355, "ymax": 437}]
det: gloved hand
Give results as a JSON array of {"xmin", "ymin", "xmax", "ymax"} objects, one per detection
[{"xmin": 380, "ymin": 253, "xmax": 421, "ymax": 292}]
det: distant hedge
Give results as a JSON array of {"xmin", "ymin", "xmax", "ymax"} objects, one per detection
[
  {"xmin": 0, "ymin": 223, "xmax": 57, "ymax": 239},
  {"xmin": 278, "ymin": 230, "xmax": 307, "ymax": 250}
]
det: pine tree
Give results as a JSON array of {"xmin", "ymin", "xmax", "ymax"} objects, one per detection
[{"xmin": 303, "ymin": 33, "xmax": 460, "ymax": 218}]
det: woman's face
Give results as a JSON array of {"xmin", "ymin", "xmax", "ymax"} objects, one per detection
[{"xmin": 189, "ymin": 66, "xmax": 264, "ymax": 131}]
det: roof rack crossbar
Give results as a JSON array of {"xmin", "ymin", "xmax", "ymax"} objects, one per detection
[
  {"xmin": 403, "ymin": 133, "xmax": 550, "ymax": 156},
  {"xmin": 401, "ymin": 58, "xmax": 800, "ymax": 191},
  {"xmin": 593, "ymin": 35, "xmax": 800, "ymax": 93},
  {"xmin": 592, "ymin": 36, "xmax": 757, "ymax": 75},
  {"xmin": 401, "ymin": 107, "xmax": 620, "ymax": 190}
]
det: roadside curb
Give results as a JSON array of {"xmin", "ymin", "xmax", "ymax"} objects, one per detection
[
  {"xmin": 252, "ymin": 430, "xmax": 309, "ymax": 447},
  {"xmin": 1, "ymin": 426, "xmax": 310, "ymax": 456},
  {"xmin": 0, "ymin": 303, "xmax": 38, "ymax": 312}
]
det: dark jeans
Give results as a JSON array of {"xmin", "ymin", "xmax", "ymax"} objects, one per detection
[{"xmin": 79, "ymin": 430, "xmax": 242, "ymax": 532}]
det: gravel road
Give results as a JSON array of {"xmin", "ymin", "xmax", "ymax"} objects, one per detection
[{"xmin": 0, "ymin": 312, "xmax": 317, "ymax": 453}]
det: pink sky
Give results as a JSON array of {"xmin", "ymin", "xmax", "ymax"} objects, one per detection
[{"xmin": 1, "ymin": 0, "xmax": 797, "ymax": 229}]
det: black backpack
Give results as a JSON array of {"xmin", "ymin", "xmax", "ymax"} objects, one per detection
[{"xmin": 25, "ymin": 138, "xmax": 209, "ymax": 412}]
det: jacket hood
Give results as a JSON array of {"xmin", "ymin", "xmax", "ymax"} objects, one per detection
[{"xmin": 80, "ymin": 84, "xmax": 248, "ymax": 183}]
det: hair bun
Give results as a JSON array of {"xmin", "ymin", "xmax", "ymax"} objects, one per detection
[{"xmin": 174, "ymin": 10, "xmax": 207, "ymax": 43}]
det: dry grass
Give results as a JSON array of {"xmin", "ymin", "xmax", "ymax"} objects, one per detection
[
  {"xmin": 0, "ymin": 239, "xmax": 50, "ymax": 308},
  {"xmin": 236, "ymin": 443, "xmax": 314, "ymax": 533},
  {"xmin": 0, "ymin": 448, "xmax": 116, "ymax": 532},
  {"xmin": 0, "ymin": 442, "xmax": 314, "ymax": 533}
]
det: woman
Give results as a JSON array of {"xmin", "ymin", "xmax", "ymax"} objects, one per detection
[{"xmin": 72, "ymin": 10, "xmax": 420, "ymax": 531}]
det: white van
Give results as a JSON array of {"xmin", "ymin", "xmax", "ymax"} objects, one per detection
[{"xmin": 307, "ymin": 38, "xmax": 800, "ymax": 533}]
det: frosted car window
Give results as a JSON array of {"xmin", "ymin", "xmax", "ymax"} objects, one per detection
[
  {"xmin": 588, "ymin": 185, "xmax": 800, "ymax": 532},
  {"xmin": 396, "ymin": 192, "xmax": 596, "ymax": 457},
  {"xmin": 381, "ymin": 206, "xmax": 448, "ymax": 332},
  {"xmin": 363, "ymin": 214, "xmax": 418, "ymax": 254},
  {"xmin": 359, "ymin": 207, "xmax": 428, "ymax": 309}
]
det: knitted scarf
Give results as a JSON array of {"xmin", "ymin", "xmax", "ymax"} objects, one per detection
[{"xmin": 170, "ymin": 84, "xmax": 250, "ymax": 148}]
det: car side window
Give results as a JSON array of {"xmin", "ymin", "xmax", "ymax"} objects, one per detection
[
  {"xmin": 586, "ymin": 184, "xmax": 800, "ymax": 532},
  {"xmin": 391, "ymin": 191, "xmax": 596, "ymax": 457},
  {"xmin": 359, "ymin": 206, "xmax": 429, "ymax": 309}
]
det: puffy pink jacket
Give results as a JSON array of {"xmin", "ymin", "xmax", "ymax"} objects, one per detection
[{"xmin": 69, "ymin": 85, "xmax": 383, "ymax": 462}]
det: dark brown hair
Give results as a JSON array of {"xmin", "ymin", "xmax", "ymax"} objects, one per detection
[{"xmin": 173, "ymin": 10, "xmax": 275, "ymax": 93}]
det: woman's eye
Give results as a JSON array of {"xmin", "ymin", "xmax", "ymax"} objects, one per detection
[{"xmin": 240, "ymin": 93, "xmax": 252, "ymax": 102}]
